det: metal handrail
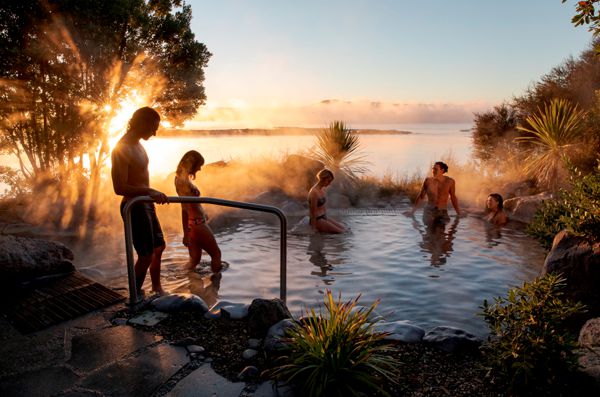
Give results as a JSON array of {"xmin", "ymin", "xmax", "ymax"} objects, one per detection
[{"xmin": 122, "ymin": 196, "xmax": 287, "ymax": 306}]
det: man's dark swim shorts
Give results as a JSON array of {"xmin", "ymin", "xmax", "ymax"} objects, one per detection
[{"xmin": 121, "ymin": 202, "xmax": 165, "ymax": 257}]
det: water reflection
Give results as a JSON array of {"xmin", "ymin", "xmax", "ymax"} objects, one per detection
[
  {"xmin": 413, "ymin": 210, "xmax": 460, "ymax": 267},
  {"xmin": 187, "ymin": 270, "xmax": 222, "ymax": 308},
  {"xmin": 306, "ymin": 232, "xmax": 350, "ymax": 285}
]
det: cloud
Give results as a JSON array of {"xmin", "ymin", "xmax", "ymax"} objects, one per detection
[{"xmin": 185, "ymin": 99, "xmax": 491, "ymax": 129}]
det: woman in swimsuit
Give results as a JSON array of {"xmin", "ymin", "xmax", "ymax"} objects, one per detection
[
  {"xmin": 175, "ymin": 150, "xmax": 222, "ymax": 272},
  {"xmin": 308, "ymin": 169, "xmax": 345, "ymax": 233},
  {"xmin": 485, "ymin": 193, "xmax": 508, "ymax": 226}
]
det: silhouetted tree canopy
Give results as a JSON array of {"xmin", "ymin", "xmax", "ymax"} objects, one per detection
[{"xmin": 0, "ymin": 0, "xmax": 211, "ymax": 181}]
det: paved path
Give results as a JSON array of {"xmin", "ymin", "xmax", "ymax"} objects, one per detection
[{"xmin": 0, "ymin": 303, "xmax": 285, "ymax": 397}]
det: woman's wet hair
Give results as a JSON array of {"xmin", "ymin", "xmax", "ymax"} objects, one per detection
[
  {"xmin": 176, "ymin": 150, "xmax": 205, "ymax": 179},
  {"xmin": 127, "ymin": 107, "xmax": 160, "ymax": 133},
  {"xmin": 488, "ymin": 193, "xmax": 504, "ymax": 210},
  {"xmin": 434, "ymin": 161, "xmax": 448, "ymax": 173},
  {"xmin": 317, "ymin": 169, "xmax": 334, "ymax": 182}
]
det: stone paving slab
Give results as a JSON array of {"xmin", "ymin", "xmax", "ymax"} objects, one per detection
[
  {"xmin": 82, "ymin": 343, "xmax": 188, "ymax": 396},
  {"xmin": 68, "ymin": 325, "xmax": 161, "ymax": 371},
  {"xmin": 165, "ymin": 363, "xmax": 245, "ymax": 397},
  {"xmin": 0, "ymin": 366, "xmax": 79, "ymax": 397}
]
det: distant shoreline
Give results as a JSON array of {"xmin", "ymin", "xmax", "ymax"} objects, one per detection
[{"xmin": 161, "ymin": 126, "xmax": 412, "ymax": 137}]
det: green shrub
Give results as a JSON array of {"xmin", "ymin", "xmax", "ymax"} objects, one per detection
[
  {"xmin": 267, "ymin": 291, "xmax": 398, "ymax": 397},
  {"xmin": 527, "ymin": 161, "xmax": 600, "ymax": 248},
  {"xmin": 481, "ymin": 273, "xmax": 586, "ymax": 395}
]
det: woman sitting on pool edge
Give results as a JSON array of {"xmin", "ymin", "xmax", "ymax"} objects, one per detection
[
  {"xmin": 308, "ymin": 169, "xmax": 346, "ymax": 234},
  {"xmin": 174, "ymin": 150, "xmax": 223, "ymax": 273},
  {"xmin": 486, "ymin": 193, "xmax": 508, "ymax": 226}
]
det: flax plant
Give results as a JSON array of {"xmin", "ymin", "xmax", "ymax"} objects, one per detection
[
  {"xmin": 268, "ymin": 291, "xmax": 398, "ymax": 397},
  {"xmin": 516, "ymin": 98, "xmax": 586, "ymax": 190},
  {"xmin": 311, "ymin": 121, "xmax": 368, "ymax": 185}
]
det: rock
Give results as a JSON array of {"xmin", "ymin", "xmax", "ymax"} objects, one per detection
[
  {"xmin": 503, "ymin": 192, "xmax": 553, "ymax": 224},
  {"xmin": 264, "ymin": 319, "xmax": 297, "ymax": 354},
  {"xmin": 0, "ymin": 235, "xmax": 75, "ymax": 285},
  {"xmin": 580, "ymin": 318, "xmax": 600, "ymax": 347},
  {"xmin": 128, "ymin": 311, "xmax": 169, "ymax": 326},
  {"xmin": 542, "ymin": 231, "xmax": 600, "ymax": 313},
  {"xmin": 423, "ymin": 326, "xmax": 481, "ymax": 353},
  {"xmin": 237, "ymin": 365, "xmax": 259, "ymax": 380},
  {"xmin": 248, "ymin": 338, "xmax": 262, "ymax": 349},
  {"xmin": 209, "ymin": 301, "xmax": 249, "ymax": 320},
  {"xmin": 242, "ymin": 348, "xmax": 258, "ymax": 360},
  {"xmin": 151, "ymin": 293, "xmax": 209, "ymax": 313},
  {"xmin": 186, "ymin": 345, "xmax": 205, "ymax": 354},
  {"xmin": 371, "ymin": 320, "xmax": 426, "ymax": 343},
  {"xmin": 248, "ymin": 298, "xmax": 293, "ymax": 338}
]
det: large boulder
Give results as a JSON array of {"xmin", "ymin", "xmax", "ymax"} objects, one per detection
[
  {"xmin": 247, "ymin": 298, "xmax": 292, "ymax": 338},
  {"xmin": 0, "ymin": 235, "xmax": 75, "ymax": 285},
  {"xmin": 542, "ymin": 230, "xmax": 600, "ymax": 314},
  {"xmin": 503, "ymin": 192, "xmax": 553, "ymax": 224},
  {"xmin": 578, "ymin": 318, "xmax": 600, "ymax": 386},
  {"xmin": 422, "ymin": 326, "xmax": 481, "ymax": 353}
]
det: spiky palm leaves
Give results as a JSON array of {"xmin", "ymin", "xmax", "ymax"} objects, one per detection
[
  {"xmin": 311, "ymin": 121, "xmax": 367, "ymax": 185},
  {"xmin": 516, "ymin": 98, "xmax": 586, "ymax": 190}
]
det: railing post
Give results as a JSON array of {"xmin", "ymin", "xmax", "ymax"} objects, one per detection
[{"xmin": 122, "ymin": 196, "xmax": 287, "ymax": 306}]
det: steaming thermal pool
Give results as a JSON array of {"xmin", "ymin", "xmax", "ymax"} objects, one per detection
[{"xmin": 83, "ymin": 203, "xmax": 546, "ymax": 337}]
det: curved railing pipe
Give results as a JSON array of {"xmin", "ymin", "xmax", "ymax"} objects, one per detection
[{"xmin": 122, "ymin": 196, "xmax": 287, "ymax": 306}]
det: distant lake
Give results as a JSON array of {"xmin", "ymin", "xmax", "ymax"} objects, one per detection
[{"xmin": 143, "ymin": 123, "xmax": 473, "ymax": 180}]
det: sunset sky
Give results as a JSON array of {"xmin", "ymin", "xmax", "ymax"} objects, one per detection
[{"xmin": 185, "ymin": 0, "xmax": 593, "ymax": 128}]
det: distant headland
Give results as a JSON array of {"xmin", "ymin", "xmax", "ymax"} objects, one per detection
[{"xmin": 161, "ymin": 126, "xmax": 412, "ymax": 137}]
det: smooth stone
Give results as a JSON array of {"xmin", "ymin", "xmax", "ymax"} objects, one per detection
[
  {"xmin": 152, "ymin": 293, "xmax": 209, "ymax": 313},
  {"xmin": 186, "ymin": 345, "xmax": 205, "ymax": 354},
  {"xmin": 248, "ymin": 338, "xmax": 261, "ymax": 349},
  {"xmin": 423, "ymin": 326, "xmax": 481, "ymax": 353},
  {"xmin": 237, "ymin": 365, "xmax": 259, "ymax": 380},
  {"xmin": 372, "ymin": 320, "xmax": 426, "ymax": 343},
  {"xmin": 82, "ymin": 344, "xmax": 188, "ymax": 396},
  {"xmin": 242, "ymin": 348, "xmax": 258, "ymax": 360},
  {"xmin": 165, "ymin": 363, "xmax": 245, "ymax": 397},
  {"xmin": 210, "ymin": 301, "xmax": 249, "ymax": 320},
  {"xmin": 264, "ymin": 319, "xmax": 297, "ymax": 353},
  {"xmin": 128, "ymin": 310, "xmax": 169, "ymax": 326},
  {"xmin": 68, "ymin": 326, "xmax": 161, "ymax": 372}
]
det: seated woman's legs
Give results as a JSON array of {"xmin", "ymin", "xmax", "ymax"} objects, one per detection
[{"xmin": 316, "ymin": 218, "xmax": 345, "ymax": 234}]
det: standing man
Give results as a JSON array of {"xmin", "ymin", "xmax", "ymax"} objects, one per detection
[
  {"xmin": 411, "ymin": 161, "xmax": 461, "ymax": 219},
  {"xmin": 111, "ymin": 107, "xmax": 169, "ymax": 295}
]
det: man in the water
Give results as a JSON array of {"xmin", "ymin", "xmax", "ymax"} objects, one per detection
[
  {"xmin": 411, "ymin": 161, "xmax": 461, "ymax": 219},
  {"xmin": 111, "ymin": 107, "xmax": 169, "ymax": 295}
]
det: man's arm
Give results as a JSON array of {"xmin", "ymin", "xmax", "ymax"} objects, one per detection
[
  {"xmin": 449, "ymin": 179, "xmax": 461, "ymax": 215},
  {"xmin": 411, "ymin": 179, "xmax": 428, "ymax": 214},
  {"xmin": 111, "ymin": 146, "xmax": 168, "ymax": 203}
]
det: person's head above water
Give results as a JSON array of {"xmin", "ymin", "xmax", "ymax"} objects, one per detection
[
  {"xmin": 127, "ymin": 107, "xmax": 160, "ymax": 139},
  {"xmin": 433, "ymin": 161, "xmax": 448, "ymax": 173},
  {"xmin": 317, "ymin": 169, "xmax": 334, "ymax": 184},
  {"xmin": 177, "ymin": 150, "xmax": 205, "ymax": 179},
  {"xmin": 486, "ymin": 193, "xmax": 504, "ymax": 211}
]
